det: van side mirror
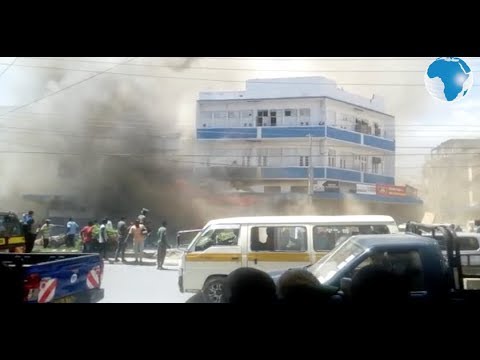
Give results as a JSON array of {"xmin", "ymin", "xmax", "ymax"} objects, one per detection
[{"xmin": 340, "ymin": 277, "xmax": 352, "ymax": 297}]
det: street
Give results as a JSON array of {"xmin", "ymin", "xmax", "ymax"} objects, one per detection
[{"xmin": 100, "ymin": 262, "xmax": 191, "ymax": 303}]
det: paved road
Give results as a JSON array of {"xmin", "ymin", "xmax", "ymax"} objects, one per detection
[{"xmin": 100, "ymin": 262, "xmax": 191, "ymax": 303}]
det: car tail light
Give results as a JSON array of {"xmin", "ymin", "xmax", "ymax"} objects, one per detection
[
  {"xmin": 24, "ymin": 273, "xmax": 41, "ymax": 302},
  {"xmin": 95, "ymin": 265, "xmax": 103, "ymax": 286}
]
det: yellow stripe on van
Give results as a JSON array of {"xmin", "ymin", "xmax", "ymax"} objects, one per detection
[
  {"xmin": 186, "ymin": 253, "xmax": 241, "ymax": 262},
  {"xmin": 248, "ymin": 253, "xmax": 310, "ymax": 262},
  {"xmin": 314, "ymin": 252, "xmax": 329, "ymax": 261},
  {"xmin": 0, "ymin": 238, "xmax": 5, "ymax": 246},
  {"xmin": 8, "ymin": 236, "xmax": 25, "ymax": 245}
]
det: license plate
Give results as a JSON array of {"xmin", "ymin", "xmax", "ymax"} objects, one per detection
[{"xmin": 53, "ymin": 295, "xmax": 76, "ymax": 303}]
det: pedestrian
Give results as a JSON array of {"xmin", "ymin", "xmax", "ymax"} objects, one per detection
[
  {"xmin": 98, "ymin": 219, "xmax": 108, "ymax": 260},
  {"xmin": 129, "ymin": 219, "xmax": 147, "ymax": 264},
  {"xmin": 38, "ymin": 219, "xmax": 52, "ymax": 249},
  {"xmin": 156, "ymin": 221, "xmax": 171, "ymax": 270},
  {"xmin": 65, "ymin": 217, "xmax": 79, "ymax": 248},
  {"xmin": 80, "ymin": 221, "xmax": 95, "ymax": 253},
  {"xmin": 22, "ymin": 210, "xmax": 36, "ymax": 253},
  {"xmin": 114, "ymin": 217, "xmax": 128, "ymax": 262},
  {"xmin": 138, "ymin": 208, "xmax": 149, "ymax": 224},
  {"xmin": 138, "ymin": 208, "xmax": 153, "ymax": 247}
]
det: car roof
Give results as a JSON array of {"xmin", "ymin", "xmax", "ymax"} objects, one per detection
[
  {"xmin": 351, "ymin": 233, "xmax": 439, "ymax": 248},
  {"xmin": 205, "ymin": 215, "xmax": 396, "ymax": 226},
  {"xmin": 455, "ymin": 232, "xmax": 480, "ymax": 238}
]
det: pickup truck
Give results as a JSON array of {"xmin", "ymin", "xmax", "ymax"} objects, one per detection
[
  {"xmin": 271, "ymin": 222, "xmax": 480, "ymax": 304},
  {"xmin": 0, "ymin": 253, "xmax": 105, "ymax": 303}
]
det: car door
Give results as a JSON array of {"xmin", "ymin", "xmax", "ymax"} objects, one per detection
[{"xmin": 182, "ymin": 224, "xmax": 242, "ymax": 291}]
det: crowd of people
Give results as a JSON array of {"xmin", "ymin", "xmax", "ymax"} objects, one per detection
[{"xmin": 21, "ymin": 208, "xmax": 171, "ymax": 270}]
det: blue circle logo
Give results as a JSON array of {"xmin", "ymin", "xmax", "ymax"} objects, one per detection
[{"xmin": 424, "ymin": 57, "xmax": 473, "ymax": 102}]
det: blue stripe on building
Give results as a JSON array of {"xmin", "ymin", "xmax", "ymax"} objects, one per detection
[
  {"xmin": 363, "ymin": 135, "xmax": 395, "ymax": 151},
  {"xmin": 261, "ymin": 167, "xmax": 308, "ymax": 179},
  {"xmin": 326, "ymin": 168, "xmax": 362, "ymax": 182},
  {"xmin": 313, "ymin": 167, "xmax": 325, "ymax": 178},
  {"xmin": 261, "ymin": 126, "xmax": 325, "ymax": 138},
  {"xmin": 326, "ymin": 126, "xmax": 361, "ymax": 144},
  {"xmin": 197, "ymin": 128, "xmax": 257, "ymax": 139}
]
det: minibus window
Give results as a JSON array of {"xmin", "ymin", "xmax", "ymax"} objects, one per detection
[
  {"xmin": 250, "ymin": 226, "xmax": 307, "ymax": 252},
  {"xmin": 193, "ymin": 227, "xmax": 239, "ymax": 252}
]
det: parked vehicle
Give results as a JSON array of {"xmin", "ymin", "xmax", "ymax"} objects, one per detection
[
  {"xmin": 0, "ymin": 252, "xmax": 105, "ymax": 303},
  {"xmin": 178, "ymin": 215, "xmax": 398, "ymax": 302},
  {"xmin": 270, "ymin": 222, "xmax": 480, "ymax": 304}
]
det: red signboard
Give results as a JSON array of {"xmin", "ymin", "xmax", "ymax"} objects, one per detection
[{"xmin": 376, "ymin": 184, "xmax": 407, "ymax": 197}]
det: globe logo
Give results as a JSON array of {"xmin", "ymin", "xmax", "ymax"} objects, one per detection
[{"xmin": 424, "ymin": 57, "xmax": 473, "ymax": 102}]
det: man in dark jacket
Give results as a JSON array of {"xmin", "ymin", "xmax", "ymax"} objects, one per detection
[{"xmin": 22, "ymin": 210, "xmax": 35, "ymax": 253}]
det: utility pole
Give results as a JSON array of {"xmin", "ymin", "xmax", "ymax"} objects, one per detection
[{"xmin": 307, "ymin": 134, "xmax": 314, "ymax": 206}]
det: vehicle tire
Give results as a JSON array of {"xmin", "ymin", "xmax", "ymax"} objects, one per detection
[{"xmin": 202, "ymin": 277, "xmax": 226, "ymax": 303}]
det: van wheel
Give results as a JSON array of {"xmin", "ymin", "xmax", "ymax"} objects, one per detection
[{"xmin": 202, "ymin": 277, "xmax": 226, "ymax": 303}]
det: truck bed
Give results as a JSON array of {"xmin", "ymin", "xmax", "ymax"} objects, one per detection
[{"xmin": 0, "ymin": 253, "xmax": 104, "ymax": 303}]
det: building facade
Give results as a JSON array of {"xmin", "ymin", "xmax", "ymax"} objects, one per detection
[
  {"xmin": 195, "ymin": 77, "xmax": 395, "ymax": 190},
  {"xmin": 192, "ymin": 77, "xmax": 422, "ymax": 221},
  {"xmin": 423, "ymin": 138, "xmax": 480, "ymax": 223}
]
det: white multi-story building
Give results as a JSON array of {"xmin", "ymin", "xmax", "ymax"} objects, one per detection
[{"xmin": 194, "ymin": 77, "xmax": 396, "ymax": 195}]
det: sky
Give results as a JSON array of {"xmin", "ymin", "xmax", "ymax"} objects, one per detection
[{"xmin": 0, "ymin": 57, "xmax": 479, "ymax": 187}]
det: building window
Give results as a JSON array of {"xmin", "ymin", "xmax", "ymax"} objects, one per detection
[
  {"xmin": 263, "ymin": 156, "xmax": 267, "ymax": 167},
  {"xmin": 285, "ymin": 109, "xmax": 297, "ymax": 117},
  {"xmin": 360, "ymin": 156, "xmax": 368, "ymax": 172},
  {"xmin": 339, "ymin": 158, "xmax": 346, "ymax": 169},
  {"xmin": 328, "ymin": 150, "xmax": 336, "ymax": 167},
  {"xmin": 200, "ymin": 111, "xmax": 213, "ymax": 121},
  {"xmin": 242, "ymin": 156, "xmax": 250, "ymax": 167},
  {"xmin": 299, "ymin": 156, "xmax": 309, "ymax": 167},
  {"xmin": 270, "ymin": 110, "xmax": 277, "ymax": 126},
  {"xmin": 372, "ymin": 157, "xmax": 382, "ymax": 174},
  {"xmin": 299, "ymin": 108, "xmax": 310, "ymax": 125},
  {"xmin": 228, "ymin": 111, "xmax": 239, "ymax": 119},
  {"xmin": 241, "ymin": 110, "xmax": 253, "ymax": 127}
]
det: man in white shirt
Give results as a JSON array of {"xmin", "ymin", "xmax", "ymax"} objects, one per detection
[{"xmin": 98, "ymin": 219, "xmax": 108, "ymax": 260}]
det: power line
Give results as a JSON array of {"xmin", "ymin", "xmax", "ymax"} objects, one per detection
[
  {"xmin": 19, "ymin": 57, "xmax": 454, "ymax": 73},
  {"xmin": 0, "ymin": 60, "xmax": 474, "ymax": 86},
  {"xmin": 0, "ymin": 57, "xmax": 137, "ymax": 118},
  {"xmin": 8, "ymin": 111, "xmax": 480, "ymax": 129},
  {"xmin": 0, "ymin": 57, "xmax": 17, "ymax": 80},
  {"xmin": 0, "ymin": 150, "xmax": 467, "ymax": 170}
]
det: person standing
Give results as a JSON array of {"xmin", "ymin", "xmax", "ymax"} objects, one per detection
[
  {"xmin": 114, "ymin": 217, "xmax": 128, "ymax": 262},
  {"xmin": 22, "ymin": 210, "xmax": 36, "ymax": 253},
  {"xmin": 97, "ymin": 219, "xmax": 108, "ymax": 260},
  {"xmin": 38, "ymin": 219, "xmax": 52, "ymax": 249},
  {"xmin": 80, "ymin": 221, "xmax": 94, "ymax": 253},
  {"xmin": 65, "ymin": 217, "xmax": 79, "ymax": 248},
  {"xmin": 156, "ymin": 221, "xmax": 170, "ymax": 270},
  {"xmin": 129, "ymin": 219, "xmax": 147, "ymax": 264}
]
